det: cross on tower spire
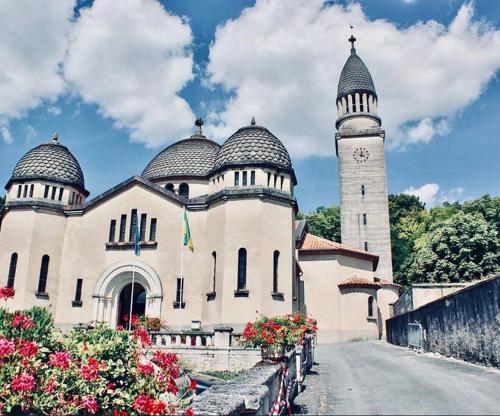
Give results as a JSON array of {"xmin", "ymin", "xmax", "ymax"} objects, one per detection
[{"xmin": 348, "ymin": 24, "xmax": 356, "ymax": 54}]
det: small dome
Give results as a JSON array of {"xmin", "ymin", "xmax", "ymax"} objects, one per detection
[
  {"xmin": 214, "ymin": 124, "xmax": 292, "ymax": 170},
  {"xmin": 9, "ymin": 136, "xmax": 86, "ymax": 192},
  {"xmin": 142, "ymin": 136, "xmax": 221, "ymax": 180},
  {"xmin": 337, "ymin": 51, "xmax": 376, "ymax": 101}
]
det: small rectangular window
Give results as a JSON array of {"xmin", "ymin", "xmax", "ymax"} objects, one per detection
[
  {"xmin": 129, "ymin": 209, "xmax": 138, "ymax": 241},
  {"xmin": 176, "ymin": 278, "xmax": 184, "ymax": 303},
  {"xmin": 149, "ymin": 218, "xmax": 157, "ymax": 241},
  {"xmin": 109, "ymin": 220, "xmax": 116, "ymax": 243},
  {"xmin": 363, "ymin": 213, "xmax": 367, "ymax": 225},
  {"xmin": 234, "ymin": 171, "xmax": 240, "ymax": 186},
  {"xmin": 23, "ymin": 185, "xmax": 28, "ymax": 198},
  {"xmin": 119, "ymin": 215, "xmax": 127, "ymax": 242},
  {"xmin": 44, "ymin": 185, "xmax": 49, "ymax": 199},
  {"xmin": 242, "ymin": 171, "xmax": 247, "ymax": 186},
  {"xmin": 69, "ymin": 192, "xmax": 74, "ymax": 204},
  {"xmin": 364, "ymin": 241, "xmax": 368, "ymax": 251},
  {"xmin": 17, "ymin": 185, "xmax": 22, "ymax": 198},
  {"xmin": 361, "ymin": 185, "xmax": 365, "ymax": 196},
  {"xmin": 280, "ymin": 176, "xmax": 284, "ymax": 190},
  {"xmin": 29, "ymin": 184, "xmax": 34, "ymax": 198},
  {"xmin": 274, "ymin": 174, "xmax": 278, "ymax": 188},
  {"xmin": 140, "ymin": 213, "xmax": 147, "ymax": 241},
  {"xmin": 250, "ymin": 171, "xmax": 255, "ymax": 185},
  {"xmin": 58, "ymin": 188, "xmax": 64, "ymax": 201},
  {"xmin": 267, "ymin": 172, "xmax": 271, "ymax": 187},
  {"xmin": 51, "ymin": 186, "xmax": 57, "ymax": 200},
  {"xmin": 74, "ymin": 279, "xmax": 83, "ymax": 302}
]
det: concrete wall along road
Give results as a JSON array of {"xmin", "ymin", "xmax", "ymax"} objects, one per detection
[{"xmin": 386, "ymin": 276, "xmax": 500, "ymax": 367}]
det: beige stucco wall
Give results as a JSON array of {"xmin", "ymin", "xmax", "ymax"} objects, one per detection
[{"xmin": 298, "ymin": 253, "xmax": 379, "ymax": 344}]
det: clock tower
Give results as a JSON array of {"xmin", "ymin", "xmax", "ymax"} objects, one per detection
[{"xmin": 335, "ymin": 35, "xmax": 393, "ymax": 281}]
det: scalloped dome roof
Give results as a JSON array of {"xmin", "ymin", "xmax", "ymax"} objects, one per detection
[
  {"xmin": 214, "ymin": 124, "xmax": 292, "ymax": 170},
  {"xmin": 10, "ymin": 137, "xmax": 86, "ymax": 191},
  {"xmin": 142, "ymin": 136, "xmax": 221, "ymax": 180},
  {"xmin": 337, "ymin": 50, "xmax": 376, "ymax": 100}
]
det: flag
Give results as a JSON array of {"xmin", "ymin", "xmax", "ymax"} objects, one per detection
[
  {"xmin": 134, "ymin": 222, "xmax": 141, "ymax": 256},
  {"xmin": 183, "ymin": 208, "xmax": 194, "ymax": 252}
]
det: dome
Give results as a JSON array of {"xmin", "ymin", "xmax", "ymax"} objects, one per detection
[
  {"xmin": 337, "ymin": 50, "xmax": 376, "ymax": 101},
  {"xmin": 214, "ymin": 122, "xmax": 292, "ymax": 171},
  {"xmin": 9, "ymin": 135, "xmax": 86, "ymax": 193},
  {"xmin": 142, "ymin": 136, "xmax": 221, "ymax": 180}
]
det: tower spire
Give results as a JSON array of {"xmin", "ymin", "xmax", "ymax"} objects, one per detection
[{"xmin": 348, "ymin": 24, "xmax": 356, "ymax": 54}]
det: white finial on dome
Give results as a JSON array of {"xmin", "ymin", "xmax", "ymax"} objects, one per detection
[
  {"xmin": 195, "ymin": 118, "xmax": 204, "ymax": 136},
  {"xmin": 51, "ymin": 133, "xmax": 59, "ymax": 144},
  {"xmin": 251, "ymin": 116, "xmax": 256, "ymax": 125}
]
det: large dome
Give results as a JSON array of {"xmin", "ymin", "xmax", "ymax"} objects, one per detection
[
  {"xmin": 142, "ymin": 136, "xmax": 221, "ymax": 180},
  {"xmin": 213, "ymin": 123, "xmax": 292, "ymax": 170},
  {"xmin": 337, "ymin": 50, "xmax": 376, "ymax": 100},
  {"xmin": 9, "ymin": 136, "xmax": 86, "ymax": 192}
]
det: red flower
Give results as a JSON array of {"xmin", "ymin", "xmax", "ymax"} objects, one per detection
[
  {"xmin": 189, "ymin": 378, "xmax": 197, "ymax": 391},
  {"xmin": 106, "ymin": 382, "xmax": 116, "ymax": 390},
  {"xmin": 11, "ymin": 373, "xmax": 36, "ymax": 392},
  {"xmin": 12, "ymin": 314, "xmax": 34, "ymax": 330},
  {"xmin": 132, "ymin": 394, "xmax": 166, "ymax": 415},
  {"xmin": 132, "ymin": 328, "xmax": 151, "ymax": 347},
  {"xmin": 112, "ymin": 411, "xmax": 128, "ymax": 416},
  {"xmin": 44, "ymin": 377, "xmax": 57, "ymax": 393},
  {"xmin": 80, "ymin": 357, "xmax": 101, "ymax": 381},
  {"xmin": 152, "ymin": 351, "xmax": 178, "ymax": 369},
  {"xmin": 185, "ymin": 408, "xmax": 195, "ymax": 416},
  {"xmin": 0, "ymin": 338, "xmax": 15, "ymax": 357},
  {"xmin": 49, "ymin": 351, "xmax": 72, "ymax": 369},
  {"xmin": 0, "ymin": 286, "xmax": 15, "ymax": 300},
  {"xmin": 132, "ymin": 394, "xmax": 151, "ymax": 413},
  {"xmin": 138, "ymin": 361, "xmax": 155, "ymax": 376},
  {"xmin": 18, "ymin": 340, "xmax": 38, "ymax": 357},
  {"xmin": 81, "ymin": 395, "xmax": 99, "ymax": 414}
]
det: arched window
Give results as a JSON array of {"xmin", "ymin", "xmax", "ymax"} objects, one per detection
[
  {"xmin": 37, "ymin": 255, "xmax": 50, "ymax": 294},
  {"xmin": 165, "ymin": 183, "xmax": 174, "ymax": 192},
  {"xmin": 237, "ymin": 248, "xmax": 247, "ymax": 291},
  {"xmin": 212, "ymin": 251, "xmax": 217, "ymax": 293},
  {"xmin": 368, "ymin": 296, "xmax": 374, "ymax": 317},
  {"xmin": 7, "ymin": 253, "xmax": 18, "ymax": 288},
  {"xmin": 179, "ymin": 183, "xmax": 189, "ymax": 198},
  {"xmin": 273, "ymin": 250, "xmax": 280, "ymax": 293}
]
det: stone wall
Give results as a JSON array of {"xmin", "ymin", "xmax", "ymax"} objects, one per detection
[{"xmin": 386, "ymin": 276, "xmax": 500, "ymax": 367}]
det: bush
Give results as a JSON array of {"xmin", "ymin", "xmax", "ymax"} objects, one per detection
[{"xmin": 0, "ymin": 301, "xmax": 195, "ymax": 415}]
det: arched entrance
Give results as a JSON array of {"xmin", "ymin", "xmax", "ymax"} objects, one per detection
[
  {"xmin": 92, "ymin": 261, "xmax": 163, "ymax": 327},
  {"xmin": 117, "ymin": 282, "xmax": 146, "ymax": 328}
]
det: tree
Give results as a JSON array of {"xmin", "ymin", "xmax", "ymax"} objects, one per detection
[
  {"xmin": 461, "ymin": 194, "xmax": 500, "ymax": 235},
  {"xmin": 399, "ymin": 211, "xmax": 499, "ymax": 284},
  {"xmin": 298, "ymin": 205, "xmax": 341, "ymax": 243}
]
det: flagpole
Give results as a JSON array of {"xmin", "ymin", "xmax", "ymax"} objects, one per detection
[
  {"xmin": 178, "ymin": 208, "xmax": 185, "ymax": 331},
  {"xmin": 128, "ymin": 257, "xmax": 136, "ymax": 331}
]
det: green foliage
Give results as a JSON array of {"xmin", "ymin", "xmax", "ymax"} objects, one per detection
[
  {"xmin": 201, "ymin": 370, "xmax": 242, "ymax": 381},
  {"xmin": 298, "ymin": 205, "xmax": 341, "ymax": 243}
]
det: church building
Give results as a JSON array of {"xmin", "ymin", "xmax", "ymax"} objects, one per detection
[{"xmin": 0, "ymin": 39, "xmax": 399, "ymax": 343}]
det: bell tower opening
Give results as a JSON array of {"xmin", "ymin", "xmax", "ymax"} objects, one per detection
[{"xmin": 118, "ymin": 282, "xmax": 146, "ymax": 328}]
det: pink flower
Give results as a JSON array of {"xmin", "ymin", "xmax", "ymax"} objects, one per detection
[
  {"xmin": 12, "ymin": 314, "xmax": 34, "ymax": 330},
  {"xmin": 81, "ymin": 395, "xmax": 99, "ymax": 414},
  {"xmin": 49, "ymin": 351, "xmax": 71, "ymax": 369},
  {"xmin": 152, "ymin": 351, "xmax": 178, "ymax": 369},
  {"xmin": 0, "ymin": 338, "xmax": 15, "ymax": 357},
  {"xmin": 44, "ymin": 377, "xmax": 57, "ymax": 393},
  {"xmin": 11, "ymin": 373, "xmax": 36, "ymax": 392},
  {"xmin": 0, "ymin": 286, "xmax": 15, "ymax": 300},
  {"xmin": 132, "ymin": 328, "xmax": 151, "ymax": 347},
  {"xmin": 138, "ymin": 361, "xmax": 155, "ymax": 376},
  {"xmin": 80, "ymin": 357, "xmax": 102, "ymax": 381},
  {"xmin": 18, "ymin": 340, "xmax": 38, "ymax": 358}
]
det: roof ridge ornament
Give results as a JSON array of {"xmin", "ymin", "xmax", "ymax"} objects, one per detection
[
  {"xmin": 349, "ymin": 24, "xmax": 356, "ymax": 55},
  {"xmin": 251, "ymin": 116, "xmax": 256, "ymax": 125},
  {"xmin": 51, "ymin": 133, "xmax": 59, "ymax": 144},
  {"xmin": 194, "ymin": 118, "xmax": 204, "ymax": 136}
]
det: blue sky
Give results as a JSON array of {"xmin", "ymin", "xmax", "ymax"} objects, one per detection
[{"xmin": 0, "ymin": 0, "xmax": 499, "ymax": 212}]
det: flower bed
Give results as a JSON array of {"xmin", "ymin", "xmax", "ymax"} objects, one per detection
[{"xmin": 0, "ymin": 288, "xmax": 195, "ymax": 415}]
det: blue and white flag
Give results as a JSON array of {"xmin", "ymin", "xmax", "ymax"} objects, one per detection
[{"xmin": 134, "ymin": 223, "xmax": 141, "ymax": 256}]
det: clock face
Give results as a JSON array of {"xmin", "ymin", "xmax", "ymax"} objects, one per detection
[{"xmin": 353, "ymin": 147, "xmax": 370, "ymax": 163}]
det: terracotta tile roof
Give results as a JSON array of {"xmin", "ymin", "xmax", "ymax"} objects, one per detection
[
  {"xmin": 377, "ymin": 279, "xmax": 402, "ymax": 290},
  {"xmin": 298, "ymin": 233, "xmax": 379, "ymax": 270},
  {"xmin": 338, "ymin": 276, "xmax": 381, "ymax": 290}
]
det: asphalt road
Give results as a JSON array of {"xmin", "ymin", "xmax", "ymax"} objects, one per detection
[{"xmin": 292, "ymin": 341, "xmax": 500, "ymax": 415}]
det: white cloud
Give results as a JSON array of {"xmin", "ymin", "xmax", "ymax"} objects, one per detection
[
  {"xmin": 0, "ymin": 0, "xmax": 74, "ymax": 141},
  {"xmin": 24, "ymin": 125, "xmax": 37, "ymax": 143},
  {"xmin": 404, "ymin": 183, "xmax": 465, "ymax": 207},
  {"xmin": 1, "ymin": 125, "xmax": 13, "ymax": 144},
  {"xmin": 206, "ymin": 1, "xmax": 500, "ymax": 156},
  {"xmin": 64, "ymin": 0, "xmax": 195, "ymax": 148},
  {"xmin": 47, "ymin": 106, "xmax": 62, "ymax": 116},
  {"xmin": 404, "ymin": 183, "xmax": 440, "ymax": 207}
]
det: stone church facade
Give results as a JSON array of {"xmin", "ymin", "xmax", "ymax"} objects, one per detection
[{"xmin": 0, "ymin": 40, "xmax": 399, "ymax": 343}]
